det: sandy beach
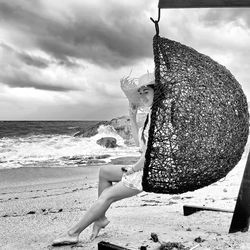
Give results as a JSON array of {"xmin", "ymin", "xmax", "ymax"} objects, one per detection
[{"xmin": 1, "ymin": 155, "xmax": 250, "ymax": 250}]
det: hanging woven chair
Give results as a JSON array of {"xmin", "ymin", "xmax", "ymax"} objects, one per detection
[{"xmin": 142, "ymin": 35, "xmax": 249, "ymax": 194}]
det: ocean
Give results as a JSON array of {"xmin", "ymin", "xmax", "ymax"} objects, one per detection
[{"xmin": 0, "ymin": 121, "xmax": 139, "ymax": 169}]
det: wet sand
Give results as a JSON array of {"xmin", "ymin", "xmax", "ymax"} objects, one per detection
[{"xmin": 0, "ymin": 156, "xmax": 250, "ymax": 250}]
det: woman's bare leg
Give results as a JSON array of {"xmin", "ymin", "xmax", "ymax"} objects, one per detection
[
  {"xmin": 98, "ymin": 165, "xmax": 124, "ymax": 197},
  {"xmin": 52, "ymin": 182, "xmax": 141, "ymax": 245},
  {"xmin": 91, "ymin": 165, "xmax": 124, "ymax": 238},
  {"xmin": 71, "ymin": 181, "xmax": 140, "ymax": 235}
]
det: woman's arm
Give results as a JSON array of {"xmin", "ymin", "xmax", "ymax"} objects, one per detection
[
  {"xmin": 129, "ymin": 102, "xmax": 139, "ymax": 147},
  {"xmin": 130, "ymin": 111, "xmax": 151, "ymax": 172},
  {"xmin": 122, "ymin": 150, "xmax": 146, "ymax": 174},
  {"xmin": 131, "ymin": 150, "xmax": 146, "ymax": 171}
]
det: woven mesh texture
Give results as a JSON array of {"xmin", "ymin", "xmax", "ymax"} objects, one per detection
[{"xmin": 142, "ymin": 35, "xmax": 249, "ymax": 194}]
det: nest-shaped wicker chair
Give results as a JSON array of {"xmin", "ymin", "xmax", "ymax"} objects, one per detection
[{"xmin": 142, "ymin": 35, "xmax": 249, "ymax": 194}]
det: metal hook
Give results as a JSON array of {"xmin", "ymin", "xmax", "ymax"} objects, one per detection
[{"xmin": 150, "ymin": 8, "xmax": 161, "ymax": 36}]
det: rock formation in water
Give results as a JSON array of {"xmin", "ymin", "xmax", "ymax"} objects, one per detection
[
  {"xmin": 96, "ymin": 137, "xmax": 118, "ymax": 148},
  {"xmin": 74, "ymin": 113, "xmax": 147, "ymax": 146}
]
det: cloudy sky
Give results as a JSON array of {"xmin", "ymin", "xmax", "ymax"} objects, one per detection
[{"xmin": 0, "ymin": 0, "xmax": 250, "ymax": 120}]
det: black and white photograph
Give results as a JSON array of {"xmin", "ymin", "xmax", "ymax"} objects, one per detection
[{"xmin": 1, "ymin": 0, "xmax": 250, "ymax": 249}]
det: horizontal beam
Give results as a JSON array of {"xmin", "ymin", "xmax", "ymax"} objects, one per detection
[
  {"xmin": 183, "ymin": 205, "xmax": 233, "ymax": 216},
  {"xmin": 98, "ymin": 241, "xmax": 131, "ymax": 250},
  {"xmin": 159, "ymin": 0, "xmax": 250, "ymax": 8}
]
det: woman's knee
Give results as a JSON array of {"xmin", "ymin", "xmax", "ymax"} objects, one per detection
[
  {"xmin": 98, "ymin": 190, "xmax": 115, "ymax": 205},
  {"xmin": 99, "ymin": 166, "xmax": 110, "ymax": 179},
  {"xmin": 99, "ymin": 165, "xmax": 123, "ymax": 182},
  {"xmin": 98, "ymin": 182, "xmax": 138, "ymax": 204}
]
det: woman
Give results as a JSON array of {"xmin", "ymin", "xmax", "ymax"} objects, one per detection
[{"xmin": 52, "ymin": 73, "xmax": 155, "ymax": 246}]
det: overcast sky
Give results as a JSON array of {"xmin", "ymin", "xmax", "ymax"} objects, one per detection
[{"xmin": 0, "ymin": 0, "xmax": 250, "ymax": 120}]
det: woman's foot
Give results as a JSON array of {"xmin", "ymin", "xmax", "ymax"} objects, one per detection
[
  {"xmin": 90, "ymin": 217, "xmax": 110, "ymax": 241},
  {"xmin": 52, "ymin": 231, "xmax": 79, "ymax": 246}
]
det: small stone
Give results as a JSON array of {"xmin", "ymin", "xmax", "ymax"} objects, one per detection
[
  {"xmin": 96, "ymin": 137, "xmax": 117, "ymax": 148},
  {"xmin": 194, "ymin": 236, "xmax": 205, "ymax": 243},
  {"xmin": 27, "ymin": 211, "xmax": 36, "ymax": 215},
  {"xmin": 150, "ymin": 232, "xmax": 159, "ymax": 242}
]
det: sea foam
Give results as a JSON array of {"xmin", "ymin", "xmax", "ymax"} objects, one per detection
[{"xmin": 0, "ymin": 125, "xmax": 139, "ymax": 169}]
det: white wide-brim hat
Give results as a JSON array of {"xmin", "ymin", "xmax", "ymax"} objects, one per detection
[{"xmin": 120, "ymin": 72, "xmax": 155, "ymax": 107}]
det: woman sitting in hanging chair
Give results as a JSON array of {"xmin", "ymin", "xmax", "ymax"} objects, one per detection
[{"xmin": 52, "ymin": 72, "xmax": 155, "ymax": 246}]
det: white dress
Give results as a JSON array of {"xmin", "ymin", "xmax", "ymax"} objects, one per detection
[{"xmin": 121, "ymin": 112, "xmax": 150, "ymax": 191}]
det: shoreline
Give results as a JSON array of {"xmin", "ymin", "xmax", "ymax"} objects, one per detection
[
  {"xmin": 0, "ymin": 156, "xmax": 140, "ymax": 188},
  {"xmin": 1, "ymin": 158, "xmax": 250, "ymax": 249},
  {"xmin": 0, "ymin": 166, "xmax": 100, "ymax": 189}
]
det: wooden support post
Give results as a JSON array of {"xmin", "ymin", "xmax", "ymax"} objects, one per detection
[
  {"xmin": 229, "ymin": 152, "xmax": 250, "ymax": 233},
  {"xmin": 98, "ymin": 241, "xmax": 131, "ymax": 250},
  {"xmin": 183, "ymin": 205, "xmax": 233, "ymax": 216}
]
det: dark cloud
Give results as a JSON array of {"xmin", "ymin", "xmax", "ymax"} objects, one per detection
[
  {"xmin": 0, "ymin": 42, "xmax": 13, "ymax": 51},
  {"xmin": 0, "ymin": 0, "xmax": 155, "ymax": 68},
  {"xmin": 0, "ymin": 69, "xmax": 77, "ymax": 92},
  {"xmin": 19, "ymin": 52, "xmax": 81, "ymax": 69},
  {"xmin": 0, "ymin": 41, "xmax": 85, "ymax": 91},
  {"xmin": 201, "ymin": 8, "xmax": 250, "ymax": 27},
  {"xmin": 0, "ymin": 41, "xmax": 81, "ymax": 69},
  {"xmin": 18, "ymin": 53, "xmax": 48, "ymax": 68},
  {"xmin": 56, "ymin": 58, "xmax": 82, "ymax": 69}
]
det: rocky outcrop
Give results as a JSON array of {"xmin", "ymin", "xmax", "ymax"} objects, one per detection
[
  {"xmin": 74, "ymin": 121, "xmax": 108, "ymax": 137},
  {"xmin": 110, "ymin": 116, "xmax": 132, "ymax": 140},
  {"xmin": 97, "ymin": 137, "xmax": 118, "ymax": 148},
  {"xmin": 110, "ymin": 114, "xmax": 147, "ymax": 145},
  {"xmin": 74, "ymin": 113, "xmax": 148, "ymax": 146}
]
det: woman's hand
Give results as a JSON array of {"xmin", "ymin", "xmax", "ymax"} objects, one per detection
[
  {"xmin": 129, "ymin": 102, "xmax": 138, "ymax": 116},
  {"xmin": 128, "ymin": 101, "xmax": 139, "ymax": 146},
  {"xmin": 121, "ymin": 166, "xmax": 135, "ymax": 175}
]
